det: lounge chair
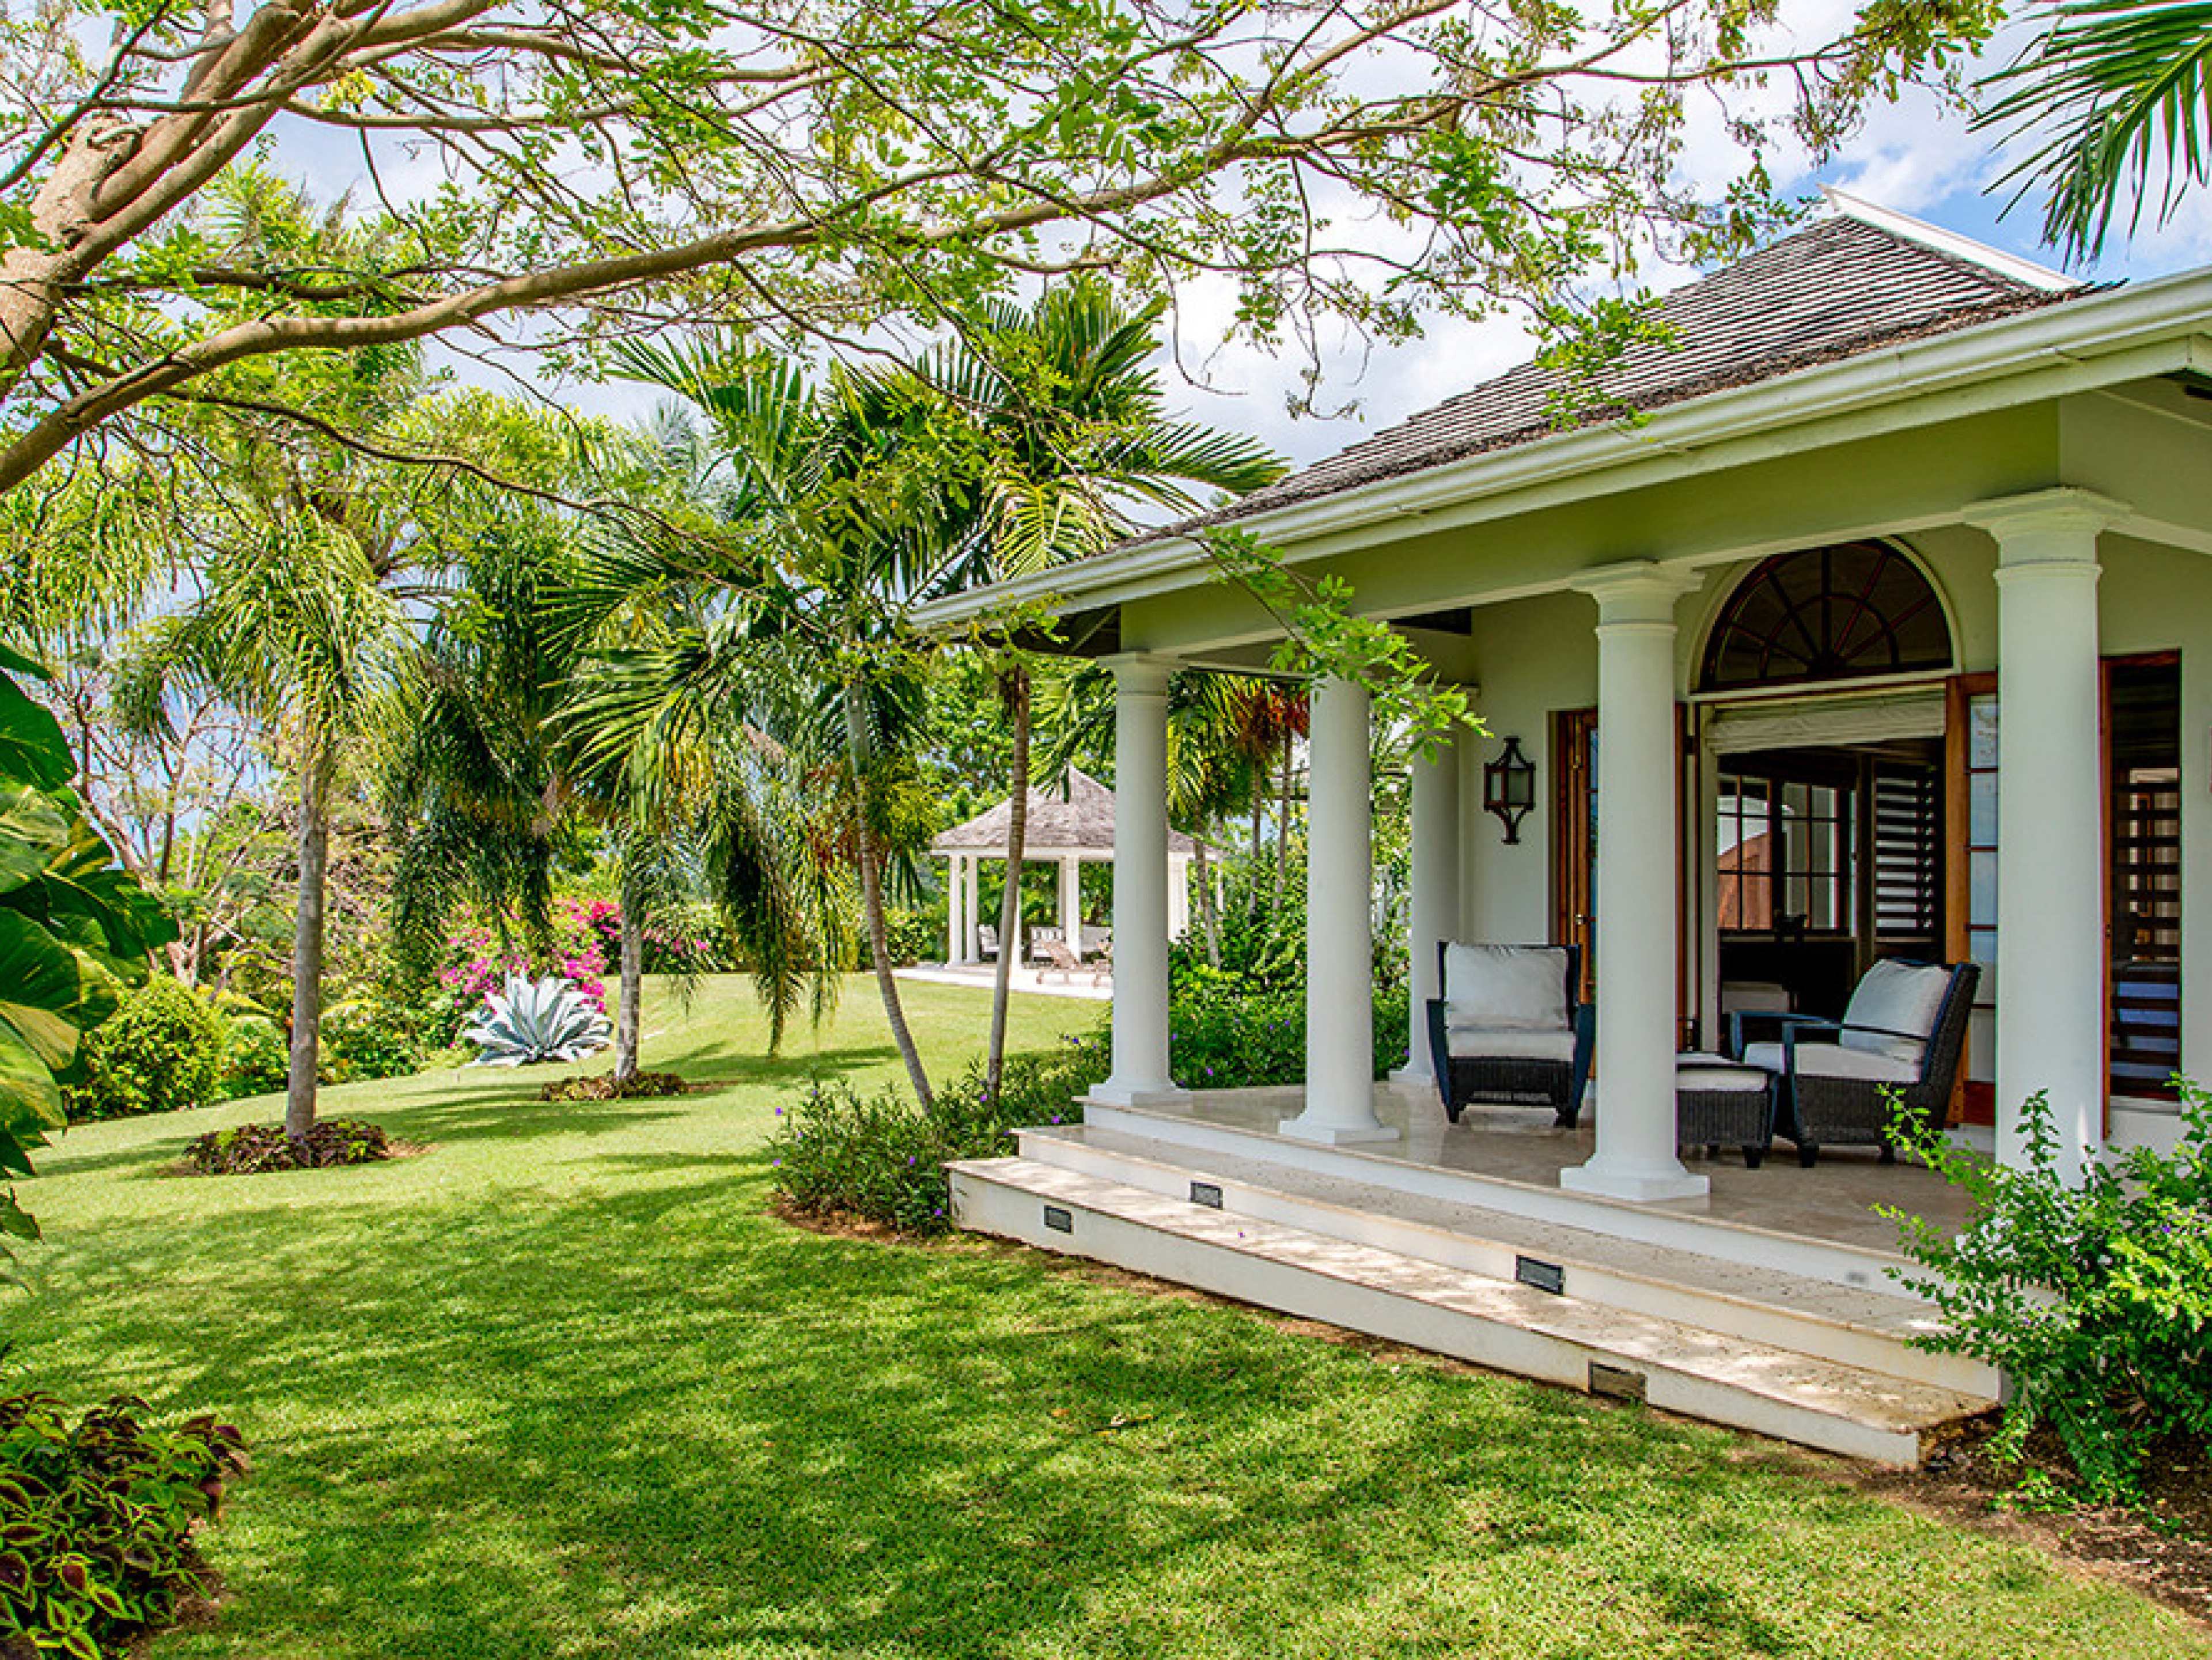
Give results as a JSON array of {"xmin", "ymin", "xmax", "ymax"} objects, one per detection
[
  {"xmin": 1729, "ymin": 959, "xmax": 1979, "ymax": 1166},
  {"xmin": 1425, "ymin": 942, "xmax": 1594, "ymax": 1128},
  {"xmin": 1038, "ymin": 936, "xmax": 1108, "ymax": 986}
]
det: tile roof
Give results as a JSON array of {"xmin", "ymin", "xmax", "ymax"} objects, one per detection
[{"xmin": 1185, "ymin": 209, "xmax": 2089, "ymax": 532}]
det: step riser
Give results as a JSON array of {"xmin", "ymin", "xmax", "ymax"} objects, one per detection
[
  {"xmin": 1018, "ymin": 1127, "xmax": 1998, "ymax": 1400},
  {"xmin": 952, "ymin": 1166, "xmax": 1925, "ymax": 1465},
  {"xmin": 1083, "ymin": 1101, "xmax": 1912, "ymax": 1293}
]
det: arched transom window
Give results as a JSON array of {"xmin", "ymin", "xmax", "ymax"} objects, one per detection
[{"xmin": 1699, "ymin": 541, "xmax": 1952, "ymax": 693}]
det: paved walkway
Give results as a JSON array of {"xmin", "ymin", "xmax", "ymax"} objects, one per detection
[{"xmin": 895, "ymin": 962, "xmax": 1112, "ymax": 1002}]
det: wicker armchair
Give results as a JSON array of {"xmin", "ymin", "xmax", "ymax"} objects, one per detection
[
  {"xmin": 1729, "ymin": 959, "xmax": 1979, "ymax": 1167},
  {"xmin": 1425, "ymin": 942, "xmax": 1594, "ymax": 1128}
]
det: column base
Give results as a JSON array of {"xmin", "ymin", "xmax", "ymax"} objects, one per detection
[
  {"xmin": 1387, "ymin": 1063, "xmax": 1436, "ymax": 1096},
  {"xmin": 1086, "ymin": 1080, "xmax": 1192, "ymax": 1110},
  {"xmin": 1560, "ymin": 1159, "xmax": 1709, "ymax": 1204},
  {"xmin": 1278, "ymin": 1112, "xmax": 1401, "ymax": 1146}
]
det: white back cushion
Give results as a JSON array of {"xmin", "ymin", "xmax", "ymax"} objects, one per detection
[
  {"xmin": 1839, "ymin": 961, "xmax": 1953, "ymax": 1069},
  {"xmin": 1443, "ymin": 943, "xmax": 1569, "ymax": 1032}
]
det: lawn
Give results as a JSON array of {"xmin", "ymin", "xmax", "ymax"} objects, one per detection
[{"xmin": 8, "ymin": 976, "xmax": 2203, "ymax": 1659}]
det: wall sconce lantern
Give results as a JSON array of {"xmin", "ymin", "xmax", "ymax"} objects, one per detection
[{"xmin": 1483, "ymin": 736, "xmax": 1537, "ymax": 844}]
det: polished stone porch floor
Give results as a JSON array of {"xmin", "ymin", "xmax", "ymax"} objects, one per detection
[{"xmin": 1156, "ymin": 1082, "xmax": 1978, "ymax": 1256}]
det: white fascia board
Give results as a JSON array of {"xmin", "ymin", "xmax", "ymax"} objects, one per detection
[{"xmin": 913, "ymin": 268, "xmax": 2212, "ymax": 631}]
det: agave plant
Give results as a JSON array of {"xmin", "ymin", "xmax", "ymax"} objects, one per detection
[{"xmin": 464, "ymin": 975, "xmax": 612, "ymax": 1067}]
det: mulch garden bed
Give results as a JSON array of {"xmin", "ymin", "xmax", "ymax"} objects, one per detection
[{"xmin": 1860, "ymin": 1418, "xmax": 2211, "ymax": 1628}]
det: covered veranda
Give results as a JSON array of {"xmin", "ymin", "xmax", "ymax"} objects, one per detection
[{"xmin": 918, "ymin": 197, "xmax": 2212, "ymax": 1455}]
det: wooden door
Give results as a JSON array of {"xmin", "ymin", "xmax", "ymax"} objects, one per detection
[{"xmin": 1551, "ymin": 707, "xmax": 1597, "ymax": 1001}]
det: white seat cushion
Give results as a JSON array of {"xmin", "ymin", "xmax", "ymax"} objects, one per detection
[
  {"xmin": 1444, "ymin": 1026, "xmax": 1576, "ymax": 1063},
  {"xmin": 1675, "ymin": 1053, "xmax": 1768, "ymax": 1092},
  {"xmin": 1442, "ymin": 943, "xmax": 1569, "ymax": 1032},
  {"xmin": 1839, "ymin": 961, "xmax": 1953, "ymax": 1068},
  {"xmin": 1740, "ymin": 1041, "xmax": 1918, "ymax": 1085}
]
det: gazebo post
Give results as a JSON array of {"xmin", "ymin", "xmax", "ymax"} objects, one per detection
[{"xmin": 1058, "ymin": 855, "xmax": 1081, "ymax": 953}]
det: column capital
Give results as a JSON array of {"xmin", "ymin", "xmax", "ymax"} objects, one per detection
[
  {"xmin": 1963, "ymin": 487, "xmax": 2130, "ymax": 556},
  {"xmin": 1570, "ymin": 561, "xmax": 1703, "ymax": 623},
  {"xmin": 1101, "ymin": 653, "xmax": 1176, "ymax": 695}
]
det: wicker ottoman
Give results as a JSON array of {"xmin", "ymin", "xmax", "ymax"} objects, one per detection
[{"xmin": 1675, "ymin": 1053, "xmax": 1775, "ymax": 1169}]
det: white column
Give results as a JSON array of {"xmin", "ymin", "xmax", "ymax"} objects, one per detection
[
  {"xmin": 1392, "ymin": 727, "xmax": 1464, "ymax": 1091},
  {"xmin": 1563, "ymin": 564, "xmax": 1706, "ymax": 1203},
  {"xmin": 945, "ymin": 858, "xmax": 960, "ymax": 964},
  {"xmin": 1282, "ymin": 674, "xmax": 1396, "ymax": 1144},
  {"xmin": 1092, "ymin": 657, "xmax": 1185, "ymax": 1105},
  {"xmin": 1058, "ymin": 854, "xmax": 1081, "ymax": 948},
  {"xmin": 1968, "ymin": 489, "xmax": 2123, "ymax": 1181}
]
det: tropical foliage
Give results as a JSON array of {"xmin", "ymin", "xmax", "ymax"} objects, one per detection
[
  {"xmin": 0, "ymin": 645, "xmax": 174, "ymax": 1275},
  {"xmin": 1887, "ymin": 1082, "xmax": 2212, "ymax": 1501},
  {"xmin": 1980, "ymin": 1, "xmax": 2212, "ymax": 257},
  {"xmin": 768, "ymin": 1041, "xmax": 1105, "ymax": 1234},
  {"xmin": 464, "ymin": 976, "xmax": 615, "ymax": 1068},
  {"xmin": 0, "ymin": 1388, "xmax": 247, "ymax": 1659}
]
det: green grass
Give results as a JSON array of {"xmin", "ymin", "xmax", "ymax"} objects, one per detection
[{"xmin": 8, "ymin": 976, "xmax": 2202, "ymax": 1659}]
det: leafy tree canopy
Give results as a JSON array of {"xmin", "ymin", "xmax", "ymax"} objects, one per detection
[{"xmin": 0, "ymin": 0, "xmax": 2000, "ymax": 493}]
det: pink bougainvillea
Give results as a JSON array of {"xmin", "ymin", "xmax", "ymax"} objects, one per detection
[{"xmin": 433, "ymin": 897, "xmax": 730, "ymax": 1038}]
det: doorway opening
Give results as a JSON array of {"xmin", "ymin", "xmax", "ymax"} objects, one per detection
[{"xmin": 1714, "ymin": 740, "xmax": 1943, "ymax": 1021}]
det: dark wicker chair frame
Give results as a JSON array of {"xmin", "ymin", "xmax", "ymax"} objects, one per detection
[
  {"xmin": 1675, "ymin": 1063, "xmax": 1777, "ymax": 1169},
  {"xmin": 1425, "ymin": 943, "xmax": 1595, "ymax": 1128},
  {"xmin": 1727, "ymin": 961, "xmax": 1980, "ymax": 1168}
]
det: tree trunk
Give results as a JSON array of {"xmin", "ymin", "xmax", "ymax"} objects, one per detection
[
  {"xmin": 615, "ymin": 862, "xmax": 644, "ymax": 1081},
  {"xmin": 1272, "ymin": 729, "xmax": 1294, "ymax": 903},
  {"xmin": 986, "ymin": 664, "xmax": 1030, "ymax": 1100},
  {"xmin": 284, "ymin": 748, "xmax": 335, "ymax": 1145},
  {"xmin": 844, "ymin": 680, "xmax": 933, "ymax": 1108},
  {"xmin": 1194, "ymin": 837, "xmax": 1221, "ymax": 968}
]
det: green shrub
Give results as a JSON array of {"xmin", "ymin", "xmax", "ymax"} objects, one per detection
[
  {"xmin": 768, "ymin": 1038, "xmax": 1106, "ymax": 1233},
  {"xmin": 540, "ymin": 1071, "xmax": 688, "ymax": 1102},
  {"xmin": 880, "ymin": 905, "xmax": 944, "ymax": 968},
  {"xmin": 1887, "ymin": 1082, "xmax": 2212, "ymax": 1502},
  {"xmin": 218, "ymin": 1017, "xmax": 289, "ymax": 1101},
  {"xmin": 182, "ymin": 1120, "xmax": 393, "ymax": 1176},
  {"xmin": 65, "ymin": 980, "xmax": 228, "ymax": 1123},
  {"xmin": 1168, "ymin": 964, "xmax": 1408, "ymax": 1090},
  {"xmin": 321, "ymin": 1001, "xmax": 430, "ymax": 1083},
  {"xmin": 0, "ymin": 1386, "xmax": 247, "ymax": 1659}
]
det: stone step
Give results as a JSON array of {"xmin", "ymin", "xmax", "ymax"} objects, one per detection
[
  {"xmin": 1081, "ymin": 1099, "xmax": 1923, "ymax": 1294},
  {"xmin": 1015, "ymin": 1123, "xmax": 1999, "ymax": 1400},
  {"xmin": 949, "ymin": 1156, "xmax": 1995, "ymax": 1466}
]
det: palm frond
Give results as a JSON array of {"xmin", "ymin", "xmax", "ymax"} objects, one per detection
[{"xmin": 1978, "ymin": 1, "xmax": 2212, "ymax": 257}]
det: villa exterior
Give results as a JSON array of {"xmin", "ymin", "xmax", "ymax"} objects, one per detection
[{"xmin": 920, "ymin": 193, "xmax": 2212, "ymax": 1458}]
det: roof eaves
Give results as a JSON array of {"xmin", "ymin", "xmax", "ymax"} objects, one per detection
[{"xmin": 912, "ymin": 264, "xmax": 2212, "ymax": 631}]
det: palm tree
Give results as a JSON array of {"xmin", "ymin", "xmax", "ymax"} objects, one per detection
[
  {"xmin": 141, "ymin": 506, "xmax": 401, "ymax": 1143},
  {"xmin": 915, "ymin": 283, "xmax": 1284, "ymax": 1090},
  {"xmin": 1978, "ymin": 2, "xmax": 2212, "ymax": 258},
  {"xmin": 571, "ymin": 352, "xmax": 962, "ymax": 1104}
]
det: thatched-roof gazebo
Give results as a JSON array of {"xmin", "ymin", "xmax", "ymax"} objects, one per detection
[{"xmin": 930, "ymin": 769, "xmax": 1196, "ymax": 964}]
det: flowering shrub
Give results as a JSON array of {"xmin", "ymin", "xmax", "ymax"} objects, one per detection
[
  {"xmin": 768, "ymin": 1038, "xmax": 1107, "ymax": 1234},
  {"xmin": 1886, "ymin": 1082, "xmax": 2212, "ymax": 1502},
  {"xmin": 434, "ymin": 901, "xmax": 613, "ymax": 1040},
  {"xmin": 431, "ymin": 899, "xmax": 731, "ymax": 1041}
]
